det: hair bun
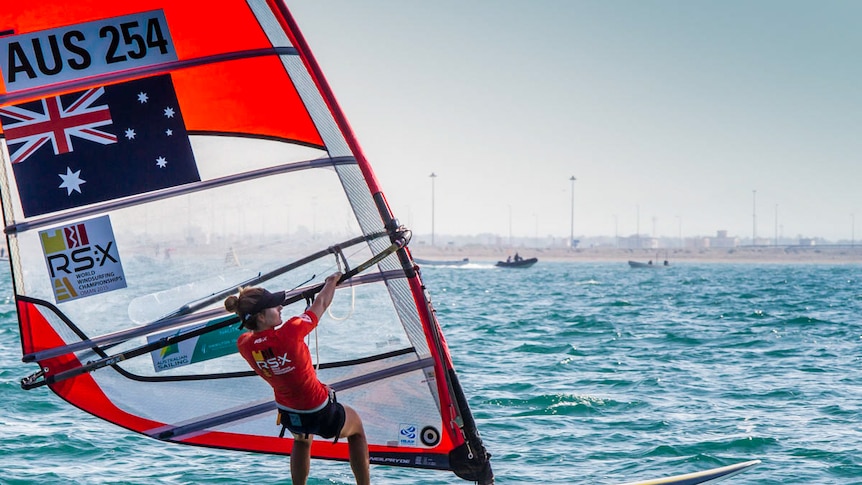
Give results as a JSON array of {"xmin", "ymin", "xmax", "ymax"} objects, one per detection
[{"xmin": 224, "ymin": 295, "xmax": 239, "ymax": 313}]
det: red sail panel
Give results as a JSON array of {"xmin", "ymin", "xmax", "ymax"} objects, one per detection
[{"xmin": 0, "ymin": 2, "xmax": 323, "ymax": 146}]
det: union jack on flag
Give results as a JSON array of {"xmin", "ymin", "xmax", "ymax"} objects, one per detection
[
  {"xmin": 0, "ymin": 87, "xmax": 117, "ymax": 164},
  {"xmin": 0, "ymin": 74, "xmax": 199, "ymax": 218}
]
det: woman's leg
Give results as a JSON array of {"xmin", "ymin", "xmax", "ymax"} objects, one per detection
[
  {"xmin": 340, "ymin": 404, "xmax": 370, "ymax": 485},
  {"xmin": 290, "ymin": 433, "xmax": 313, "ymax": 485}
]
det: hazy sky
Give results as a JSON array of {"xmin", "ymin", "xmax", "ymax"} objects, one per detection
[{"xmin": 286, "ymin": 1, "xmax": 861, "ymax": 242}]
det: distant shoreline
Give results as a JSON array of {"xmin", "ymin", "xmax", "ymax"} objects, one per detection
[{"xmin": 410, "ymin": 244, "xmax": 862, "ymax": 264}]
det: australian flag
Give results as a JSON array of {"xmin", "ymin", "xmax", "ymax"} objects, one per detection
[{"xmin": 0, "ymin": 74, "xmax": 200, "ymax": 217}]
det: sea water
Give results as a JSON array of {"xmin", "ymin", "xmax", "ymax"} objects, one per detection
[{"xmin": 1, "ymin": 261, "xmax": 860, "ymax": 484}]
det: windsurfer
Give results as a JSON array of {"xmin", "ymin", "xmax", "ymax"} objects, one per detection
[{"xmin": 225, "ymin": 272, "xmax": 370, "ymax": 485}]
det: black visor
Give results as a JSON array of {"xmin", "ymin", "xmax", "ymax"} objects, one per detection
[
  {"xmin": 252, "ymin": 289, "xmax": 286, "ymax": 312},
  {"xmin": 240, "ymin": 289, "xmax": 285, "ymax": 328}
]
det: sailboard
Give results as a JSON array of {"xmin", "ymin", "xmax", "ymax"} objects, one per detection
[
  {"xmin": 614, "ymin": 460, "xmax": 761, "ymax": 485},
  {"xmin": 0, "ymin": 2, "xmax": 493, "ymax": 483}
]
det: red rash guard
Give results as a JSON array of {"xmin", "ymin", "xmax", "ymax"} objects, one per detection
[{"xmin": 237, "ymin": 310, "xmax": 329, "ymax": 411}]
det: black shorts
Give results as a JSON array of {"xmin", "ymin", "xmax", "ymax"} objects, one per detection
[{"xmin": 278, "ymin": 399, "xmax": 346, "ymax": 441}]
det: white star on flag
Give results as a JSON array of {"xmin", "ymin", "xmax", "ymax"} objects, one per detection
[
  {"xmin": 125, "ymin": 128, "xmax": 136, "ymax": 140},
  {"xmin": 58, "ymin": 167, "xmax": 86, "ymax": 195},
  {"xmin": 165, "ymin": 128, "xmax": 173, "ymax": 136},
  {"xmin": 156, "ymin": 156, "xmax": 168, "ymax": 168},
  {"xmin": 137, "ymin": 92, "xmax": 148, "ymax": 103},
  {"xmin": 164, "ymin": 107, "xmax": 175, "ymax": 118}
]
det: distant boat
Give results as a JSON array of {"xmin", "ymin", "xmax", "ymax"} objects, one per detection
[
  {"xmin": 414, "ymin": 257, "xmax": 469, "ymax": 266},
  {"xmin": 496, "ymin": 257, "xmax": 537, "ymax": 268},
  {"xmin": 628, "ymin": 259, "xmax": 670, "ymax": 269}
]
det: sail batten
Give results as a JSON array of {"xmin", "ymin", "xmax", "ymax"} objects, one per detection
[
  {"xmin": 148, "ymin": 356, "xmax": 435, "ymax": 440},
  {"xmin": 0, "ymin": 47, "xmax": 301, "ymax": 107},
  {"xmin": 6, "ymin": 155, "xmax": 355, "ymax": 235},
  {"xmin": 1, "ymin": 1, "xmax": 493, "ymax": 482}
]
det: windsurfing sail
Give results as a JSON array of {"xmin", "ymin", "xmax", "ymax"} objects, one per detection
[{"xmin": 0, "ymin": 2, "xmax": 493, "ymax": 483}]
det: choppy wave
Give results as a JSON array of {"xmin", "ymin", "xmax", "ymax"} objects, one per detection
[{"xmin": 2, "ymin": 262, "xmax": 861, "ymax": 483}]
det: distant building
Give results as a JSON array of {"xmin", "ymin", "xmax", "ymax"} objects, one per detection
[
  {"xmin": 619, "ymin": 234, "xmax": 657, "ymax": 249},
  {"xmin": 683, "ymin": 237, "xmax": 706, "ymax": 249},
  {"xmin": 707, "ymin": 230, "xmax": 739, "ymax": 248}
]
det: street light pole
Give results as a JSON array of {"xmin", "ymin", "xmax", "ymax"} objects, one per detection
[
  {"xmin": 508, "ymin": 205, "xmax": 512, "ymax": 247},
  {"xmin": 774, "ymin": 204, "xmax": 778, "ymax": 247},
  {"xmin": 752, "ymin": 189, "xmax": 757, "ymax": 246},
  {"xmin": 430, "ymin": 172, "xmax": 437, "ymax": 246},
  {"xmin": 569, "ymin": 176, "xmax": 576, "ymax": 249}
]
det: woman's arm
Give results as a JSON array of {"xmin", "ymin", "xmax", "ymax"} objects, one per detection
[{"xmin": 308, "ymin": 272, "xmax": 341, "ymax": 319}]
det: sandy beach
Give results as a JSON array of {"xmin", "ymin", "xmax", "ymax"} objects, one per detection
[{"xmin": 410, "ymin": 244, "xmax": 862, "ymax": 264}]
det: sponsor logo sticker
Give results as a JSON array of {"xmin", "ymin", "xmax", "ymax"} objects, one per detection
[
  {"xmin": 40, "ymin": 215, "xmax": 126, "ymax": 302},
  {"xmin": 148, "ymin": 316, "xmax": 241, "ymax": 372},
  {"xmin": 399, "ymin": 423, "xmax": 417, "ymax": 446}
]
